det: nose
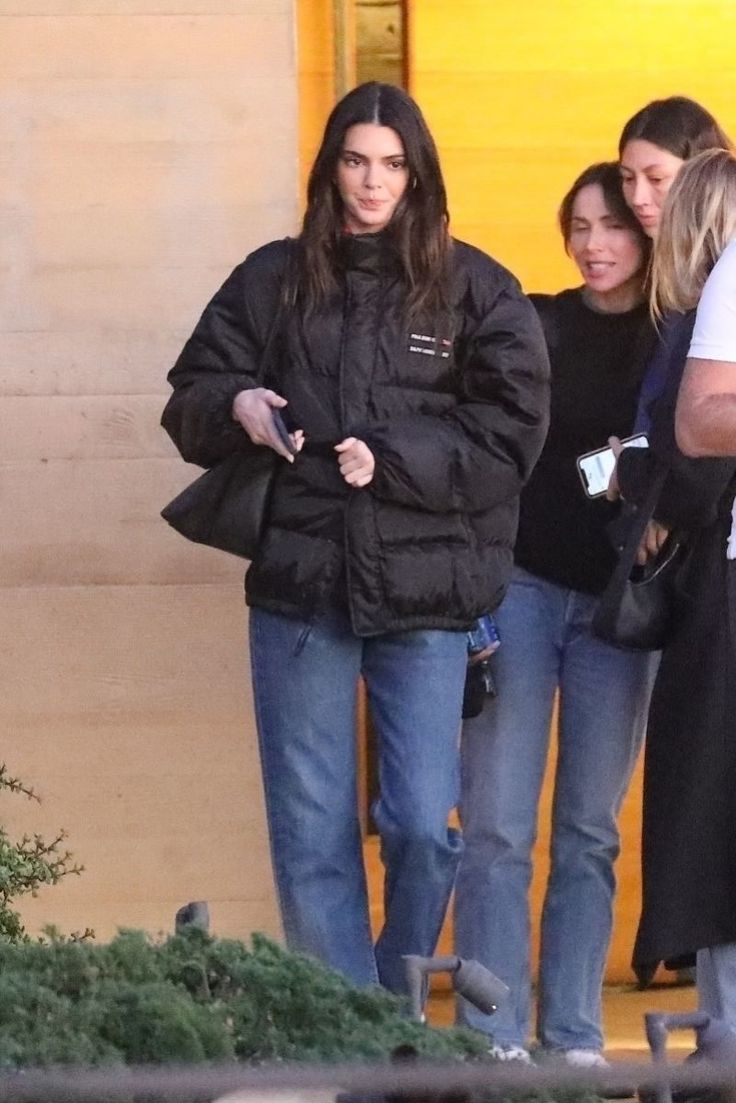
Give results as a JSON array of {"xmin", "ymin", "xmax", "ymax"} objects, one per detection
[
  {"xmin": 364, "ymin": 161, "xmax": 381, "ymax": 190},
  {"xmin": 631, "ymin": 177, "xmax": 651, "ymax": 209},
  {"xmin": 585, "ymin": 224, "xmax": 605, "ymax": 252}
]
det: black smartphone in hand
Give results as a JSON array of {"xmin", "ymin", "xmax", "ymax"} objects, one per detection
[{"xmin": 271, "ymin": 409, "xmax": 298, "ymax": 456}]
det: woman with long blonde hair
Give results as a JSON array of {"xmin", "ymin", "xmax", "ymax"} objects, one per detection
[
  {"xmin": 635, "ymin": 149, "xmax": 736, "ymax": 1055},
  {"xmin": 651, "ymin": 148, "xmax": 736, "ymax": 316}
]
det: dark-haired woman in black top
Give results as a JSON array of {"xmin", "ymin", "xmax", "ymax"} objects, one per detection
[{"xmin": 455, "ymin": 163, "xmax": 658, "ymax": 1065}]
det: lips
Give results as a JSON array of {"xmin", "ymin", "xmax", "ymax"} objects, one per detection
[{"xmin": 584, "ymin": 261, "xmax": 614, "ymax": 275}]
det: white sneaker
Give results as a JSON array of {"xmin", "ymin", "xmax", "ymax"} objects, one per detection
[
  {"xmin": 562, "ymin": 1048, "xmax": 610, "ymax": 1069},
  {"xmin": 488, "ymin": 1043, "xmax": 533, "ymax": 1064},
  {"xmin": 562, "ymin": 1049, "xmax": 638, "ymax": 1099}
]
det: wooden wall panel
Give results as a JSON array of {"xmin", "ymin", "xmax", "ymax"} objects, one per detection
[
  {"xmin": 0, "ymin": 584, "xmax": 274, "ymax": 942},
  {"xmin": 0, "ymin": 1, "xmax": 299, "ymax": 943},
  {"xmin": 1, "ymin": 13, "xmax": 294, "ymax": 79},
  {"xmin": 0, "ymin": 459, "xmax": 238, "ymax": 587},
  {"xmin": 0, "ymin": 1, "xmax": 263, "ymax": 10},
  {"xmin": 1, "ymin": 332, "xmax": 186, "ymax": 396}
]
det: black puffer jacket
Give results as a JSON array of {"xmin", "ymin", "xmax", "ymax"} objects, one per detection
[{"xmin": 162, "ymin": 233, "xmax": 549, "ymax": 635}]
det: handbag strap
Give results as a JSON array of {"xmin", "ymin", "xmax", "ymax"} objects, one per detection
[
  {"xmin": 257, "ymin": 238, "xmax": 296, "ymax": 387},
  {"xmin": 609, "ymin": 464, "xmax": 671, "ymax": 583}
]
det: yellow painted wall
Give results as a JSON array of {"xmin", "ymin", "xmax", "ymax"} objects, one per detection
[
  {"xmin": 409, "ymin": 0, "xmax": 736, "ymax": 294},
  {"xmin": 297, "ymin": 0, "xmax": 335, "ymax": 204},
  {"xmin": 406, "ymin": 0, "xmax": 736, "ymax": 983}
]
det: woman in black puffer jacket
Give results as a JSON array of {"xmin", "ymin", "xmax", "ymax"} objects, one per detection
[{"xmin": 162, "ymin": 81, "xmax": 549, "ymax": 996}]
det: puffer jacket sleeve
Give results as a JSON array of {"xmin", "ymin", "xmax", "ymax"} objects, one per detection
[
  {"xmin": 161, "ymin": 241, "xmax": 287, "ymax": 469},
  {"xmin": 366, "ymin": 267, "xmax": 550, "ymax": 514}
]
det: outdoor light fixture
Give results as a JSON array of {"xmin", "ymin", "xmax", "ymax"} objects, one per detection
[
  {"xmin": 645, "ymin": 1011, "xmax": 736, "ymax": 1103},
  {"xmin": 403, "ymin": 954, "xmax": 510, "ymax": 1023}
]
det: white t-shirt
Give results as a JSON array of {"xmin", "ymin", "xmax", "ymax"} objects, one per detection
[
  {"xmin": 689, "ymin": 237, "xmax": 736, "ymax": 360},
  {"xmin": 687, "ymin": 237, "xmax": 736, "ymax": 557}
]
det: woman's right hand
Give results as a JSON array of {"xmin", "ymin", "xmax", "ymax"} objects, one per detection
[
  {"xmin": 636, "ymin": 519, "xmax": 671, "ymax": 566},
  {"xmin": 232, "ymin": 387, "xmax": 303, "ymax": 461}
]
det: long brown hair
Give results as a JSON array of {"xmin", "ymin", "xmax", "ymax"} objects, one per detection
[{"xmin": 298, "ymin": 82, "xmax": 452, "ymax": 319}]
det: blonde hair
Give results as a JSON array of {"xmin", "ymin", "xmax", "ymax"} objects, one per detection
[{"xmin": 652, "ymin": 148, "xmax": 736, "ymax": 315}]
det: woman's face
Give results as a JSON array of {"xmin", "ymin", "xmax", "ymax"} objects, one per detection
[
  {"xmin": 620, "ymin": 139, "xmax": 685, "ymax": 237},
  {"xmin": 335, "ymin": 123, "xmax": 409, "ymax": 234},
  {"xmin": 567, "ymin": 183, "xmax": 644, "ymax": 303}
]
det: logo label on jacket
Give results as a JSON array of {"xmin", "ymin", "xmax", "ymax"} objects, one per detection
[{"xmin": 409, "ymin": 333, "xmax": 452, "ymax": 358}]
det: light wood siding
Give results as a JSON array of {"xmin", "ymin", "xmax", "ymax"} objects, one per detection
[{"xmin": 1, "ymin": 0, "xmax": 300, "ymax": 941}]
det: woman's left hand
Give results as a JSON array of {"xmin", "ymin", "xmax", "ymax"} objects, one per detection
[
  {"xmin": 335, "ymin": 437, "xmax": 375, "ymax": 487},
  {"xmin": 606, "ymin": 435, "xmax": 623, "ymax": 501}
]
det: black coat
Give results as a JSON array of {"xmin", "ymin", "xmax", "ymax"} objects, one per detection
[
  {"xmin": 162, "ymin": 234, "xmax": 550, "ymax": 635},
  {"xmin": 633, "ymin": 502, "xmax": 736, "ymax": 969},
  {"xmin": 617, "ymin": 312, "xmax": 736, "ymax": 970}
]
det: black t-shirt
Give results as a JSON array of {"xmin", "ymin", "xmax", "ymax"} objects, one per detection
[{"xmin": 515, "ymin": 288, "xmax": 653, "ymax": 595}]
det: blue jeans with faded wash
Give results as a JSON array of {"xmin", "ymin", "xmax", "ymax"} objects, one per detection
[
  {"xmin": 454, "ymin": 568, "xmax": 658, "ymax": 1050},
  {"xmin": 249, "ymin": 606, "xmax": 466, "ymax": 995}
]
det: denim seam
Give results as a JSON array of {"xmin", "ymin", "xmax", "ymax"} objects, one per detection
[{"xmin": 249, "ymin": 611, "xmax": 295, "ymax": 943}]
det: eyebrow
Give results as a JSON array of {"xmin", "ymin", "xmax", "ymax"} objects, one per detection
[
  {"xmin": 621, "ymin": 163, "xmax": 667, "ymax": 173},
  {"xmin": 341, "ymin": 148, "xmax": 406, "ymax": 160},
  {"xmin": 571, "ymin": 213, "xmax": 619, "ymax": 224}
]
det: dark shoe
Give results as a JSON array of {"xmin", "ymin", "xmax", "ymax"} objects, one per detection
[{"xmin": 635, "ymin": 962, "xmax": 659, "ymax": 990}]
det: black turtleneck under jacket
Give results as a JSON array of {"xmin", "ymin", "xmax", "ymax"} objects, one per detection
[{"xmin": 162, "ymin": 233, "xmax": 550, "ymax": 636}]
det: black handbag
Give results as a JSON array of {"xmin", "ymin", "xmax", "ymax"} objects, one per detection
[
  {"xmin": 161, "ymin": 445, "xmax": 277, "ymax": 560},
  {"xmin": 592, "ymin": 466, "xmax": 687, "ymax": 651},
  {"xmin": 161, "ymin": 249, "xmax": 291, "ymax": 560}
]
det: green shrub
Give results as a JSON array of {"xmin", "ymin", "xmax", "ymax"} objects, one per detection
[
  {"xmin": 0, "ymin": 928, "xmax": 487, "ymax": 1069},
  {"xmin": 0, "ymin": 764, "xmax": 83, "ymax": 943},
  {"xmin": 0, "ymin": 930, "xmax": 604, "ymax": 1103},
  {"xmin": 0, "ymin": 765, "xmax": 600, "ymax": 1102}
]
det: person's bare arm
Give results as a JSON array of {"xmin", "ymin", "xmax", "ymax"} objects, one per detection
[{"xmin": 675, "ymin": 357, "xmax": 736, "ymax": 457}]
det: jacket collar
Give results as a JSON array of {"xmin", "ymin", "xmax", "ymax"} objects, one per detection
[{"xmin": 339, "ymin": 230, "xmax": 400, "ymax": 277}]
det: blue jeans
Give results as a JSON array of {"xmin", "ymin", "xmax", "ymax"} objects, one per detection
[
  {"xmin": 455, "ymin": 568, "xmax": 657, "ymax": 1050},
  {"xmin": 249, "ymin": 606, "xmax": 466, "ymax": 994},
  {"xmin": 698, "ymin": 944, "xmax": 736, "ymax": 1024}
]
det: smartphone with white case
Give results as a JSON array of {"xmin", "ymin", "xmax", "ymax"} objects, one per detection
[{"xmin": 576, "ymin": 433, "xmax": 648, "ymax": 498}]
